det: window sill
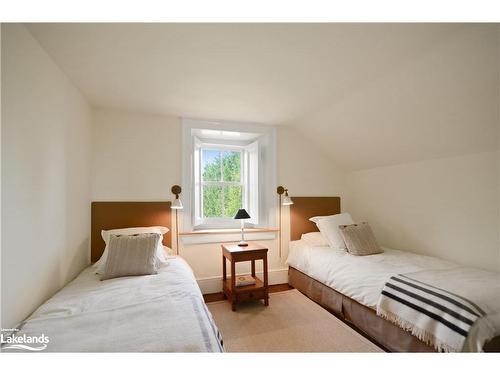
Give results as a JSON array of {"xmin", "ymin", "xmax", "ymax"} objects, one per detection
[
  {"xmin": 179, "ymin": 227, "xmax": 278, "ymax": 245},
  {"xmin": 179, "ymin": 228, "xmax": 279, "ymax": 236}
]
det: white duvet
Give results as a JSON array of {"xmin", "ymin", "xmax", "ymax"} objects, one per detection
[
  {"xmin": 286, "ymin": 240, "xmax": 500, "ymax": 351},
  {"xmin": 3, "ymin": 257, "xmax": 223, "ymax": 352},
  {"xmin": 287, "ymin": 240, "xmax": 462, "ymax": 308}
]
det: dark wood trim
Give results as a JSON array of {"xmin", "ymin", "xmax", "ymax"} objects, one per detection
[
  {"xmin": 204, "ymin": 283, "xmax": 293, "ymax": 303},
  {"xmin": 268, "ymin": 283, "xmax": 294, "ymax": 293}
]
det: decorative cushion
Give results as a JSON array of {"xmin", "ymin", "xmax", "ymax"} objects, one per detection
[
  {"xmin": 100, "ymin": 233, "xmax": 160, "ymax": 281},
  {"xmin": 94, "ymin": 226, "xmax": 169, "ymax": 274},
  {"xmin": 338, "ymin": 222, "xmax": 383, "ymax": 256}
]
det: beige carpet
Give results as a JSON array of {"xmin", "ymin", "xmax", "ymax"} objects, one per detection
[{"xmin": 207, "ymin": 289, "xmax": 383, "ymax": 352}]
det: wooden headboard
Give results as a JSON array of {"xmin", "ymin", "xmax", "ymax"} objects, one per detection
[
  {"xmin": 290, "ymin": 197, "xmax": 341, "ymax": 241},
  {"xmin": 91, "ymin": 201, "xmax": 172, "ymax": 262}
]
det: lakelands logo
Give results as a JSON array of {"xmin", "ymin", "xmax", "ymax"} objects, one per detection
[{"xmin": 1, "ymin": 328, "xmax": 49, "ymax": 351}]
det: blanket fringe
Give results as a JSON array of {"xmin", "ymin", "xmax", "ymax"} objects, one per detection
[{"xmin": 376, "ymin": 307, "xmax": 456, "ymax": 353}]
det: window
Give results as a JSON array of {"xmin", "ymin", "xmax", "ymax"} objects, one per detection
[
  {"xmin": 201, "ymin": 148, "xmax": 243, "ymax": 218},
  {"xmin": 182, "ymin": 119, "xmax": 276, "ymax": 232},
  {"xmin": 193, "ymin": 138, "xmax": 259, "ymax": 228}
]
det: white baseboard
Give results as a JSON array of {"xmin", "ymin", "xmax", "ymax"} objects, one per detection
[{"xmin": 196, "ymin": 268, "xmax": 289, "ymax": 294}]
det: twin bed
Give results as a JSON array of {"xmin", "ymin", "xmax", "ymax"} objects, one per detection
[
  {"xmin": 286, "ymin": 197, "xmax": 500, "ymax": 352},
  {"xmin": 4, "ymin": 202, "xmax": 223, "ymax": 352}
]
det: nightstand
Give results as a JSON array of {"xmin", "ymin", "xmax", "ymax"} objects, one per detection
[{"xmin": 221, "ymin": 242, "xmax": 269, "ymax": 311}]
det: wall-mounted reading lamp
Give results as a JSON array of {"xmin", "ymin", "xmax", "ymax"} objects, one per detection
[
  {"xmin": 277, "ymin": 186, "xmax": 293, "ymax": 259},
  {"xmin": 171, "ymin": 185, "xmax": 183, "ymax": 255}
]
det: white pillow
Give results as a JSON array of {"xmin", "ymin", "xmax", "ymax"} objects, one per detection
[
  {"xmin": 315, "ymin": 213, "xmax": 354, "ymax": 250},
  {"xmin": 309, "ymin": 215, "xmax": 347, "ymax": 224},
  {"xmin": 300, "ymin": 232, "xmax": 329, "ymax": 247},
  {"xmin": 309, "ymin": 216, "xmax": 328, "ymax": 224},
  {"xmin": 101, "ymin": 226, "xmax": 168, "ymax": 244},
  {"xmin": 95, "ymin": 226, "xmax": 169, "ymax": 274},
  {"xmin": 162, "ymin": 245, "xmax": 175, "ymax": 257}
]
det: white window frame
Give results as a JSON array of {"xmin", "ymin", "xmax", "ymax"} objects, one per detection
[{"xmin": 182, "ymin": 118, "xmax": 276, "ymax": 233}]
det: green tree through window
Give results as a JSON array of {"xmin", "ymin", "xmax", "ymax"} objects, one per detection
[{"xmin": 202, "ymin": 150, "xmax": 242, "ymax": 218}]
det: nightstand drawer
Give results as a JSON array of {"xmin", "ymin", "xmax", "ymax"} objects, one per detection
[{"xmin": 237, "ymin": 290, "xmax": 267, "ymax": 302}]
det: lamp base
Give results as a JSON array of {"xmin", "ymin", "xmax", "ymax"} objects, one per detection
[{"xmin": 237, "ymin": 241, "xmax": 249, "ymax": 247}]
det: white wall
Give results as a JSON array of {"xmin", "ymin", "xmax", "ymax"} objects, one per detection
[
  {"xmin": 91, "ymin": 108, "xmax": 181, "ymax": 200},
  {"xmin": 290, "ymin": 25, "xmax": 498, "ymax": 171},
  {"xmin": 498, "ymin": 27, "xmax": 500, "ymax": 269},
  {"xmin": 0, "ymin": 23, "xmax": 3, "ymax": 328},
  {"xmin": 92, "ymin": 108, "xmax": 347, "ymax": 292},
  {"xmin": 293, "ymin": 25, "xmax": 500, "ymax": 273},
  {"xmin": 1, "ymin": 24, "xmax": 92, "ymax": 328},
  {"xmin": 277, "ymin": 126, "xmax": 347, "ymax": 197},
  {"xmin": 346, "ymin": 152, "xmax": 499, "ymax": 272}
]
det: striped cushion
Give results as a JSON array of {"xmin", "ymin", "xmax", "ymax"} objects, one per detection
[
  {"xmin": 338, "ymin": 222, "xmax": 383, "ymax": 256},
  {"xmin": 100, "ymin": 233, "xmax": 160, "ymax": 281}
]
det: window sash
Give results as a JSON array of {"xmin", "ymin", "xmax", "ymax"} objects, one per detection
[
  {"xmin": 199, "ymin": 146, "xmax": 246, "ymax": 222},
  {"xmin": 200, "ymin": 182, "xmax": 244, "ymax": 219},
  {"xmin": 190, "ymin": 132, "xmax": 263, "ymax": 229},
  {"xmin": 200, "ymin": 148, "xmax": 243, "ymax": 184}
]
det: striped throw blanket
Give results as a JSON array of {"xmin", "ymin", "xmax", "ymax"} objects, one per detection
[{"xmin": 376, "ymin": 267, "xmax": 500, "ymax": 352}]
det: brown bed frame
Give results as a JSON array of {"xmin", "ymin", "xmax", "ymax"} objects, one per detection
[
  {"xmin": 288, "ymin": 197, "xmax": 499, "ymax": 352},
  {"xmin": 91, "ymin": 201, "xmax": 172, "ymax": 262}
]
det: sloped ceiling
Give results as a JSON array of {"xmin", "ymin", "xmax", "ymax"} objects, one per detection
[{"xmin": 26, "ymin": 23, "xmax": 499, "ymax": 170}]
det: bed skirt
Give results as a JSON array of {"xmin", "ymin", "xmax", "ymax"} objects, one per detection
[{"xmin": 288, "ymin": 267, "xmax": 500, "ymax": 352}]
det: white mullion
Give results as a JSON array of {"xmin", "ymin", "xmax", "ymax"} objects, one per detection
[
  {"xmin": 195, "ymin": 147, "xmax": 201, "ymax": 220},
  {"xmin": 203, "ymin": 181, "xmax": 239, "ymax": 187},
  {"xmin": 241, "ymin": 149, "xmax": 246, "ymax": 210},
  {"xmin": 219, "ymin": 150, "xmax": 223, "ymax": 183},
  {"xmin": 221, "ymin": 182, "xmax": 225, "ymax": 217},
  {"xmin": 219, "ymin": 151, "xmax": 224, "ymax": 216}
]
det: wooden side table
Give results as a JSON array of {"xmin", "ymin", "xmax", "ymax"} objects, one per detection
[{"xmin": 221, "ymin": 242, "xmax": 269, "ymax": 311}]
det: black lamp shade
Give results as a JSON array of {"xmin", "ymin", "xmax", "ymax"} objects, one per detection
[{"xmin": 234, "ymin": 209, "xmax": 251, "ymax": 219}]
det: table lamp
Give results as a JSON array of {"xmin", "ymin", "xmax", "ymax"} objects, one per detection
[{"xmin": 234, "ymin": 208, "xmax": 251, "ymax": 247}]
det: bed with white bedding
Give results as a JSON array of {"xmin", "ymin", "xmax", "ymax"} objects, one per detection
[
  {"xmin": 287, "ymin": 240, "xmax": 462, "ymax": 308},
  {"xmin": 3, "ymin": 257, "xmax": 224, "ymax": 352},
  {"xmin": 287, "ymin": 239, "xmax": 500, "ymax": 352}
]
